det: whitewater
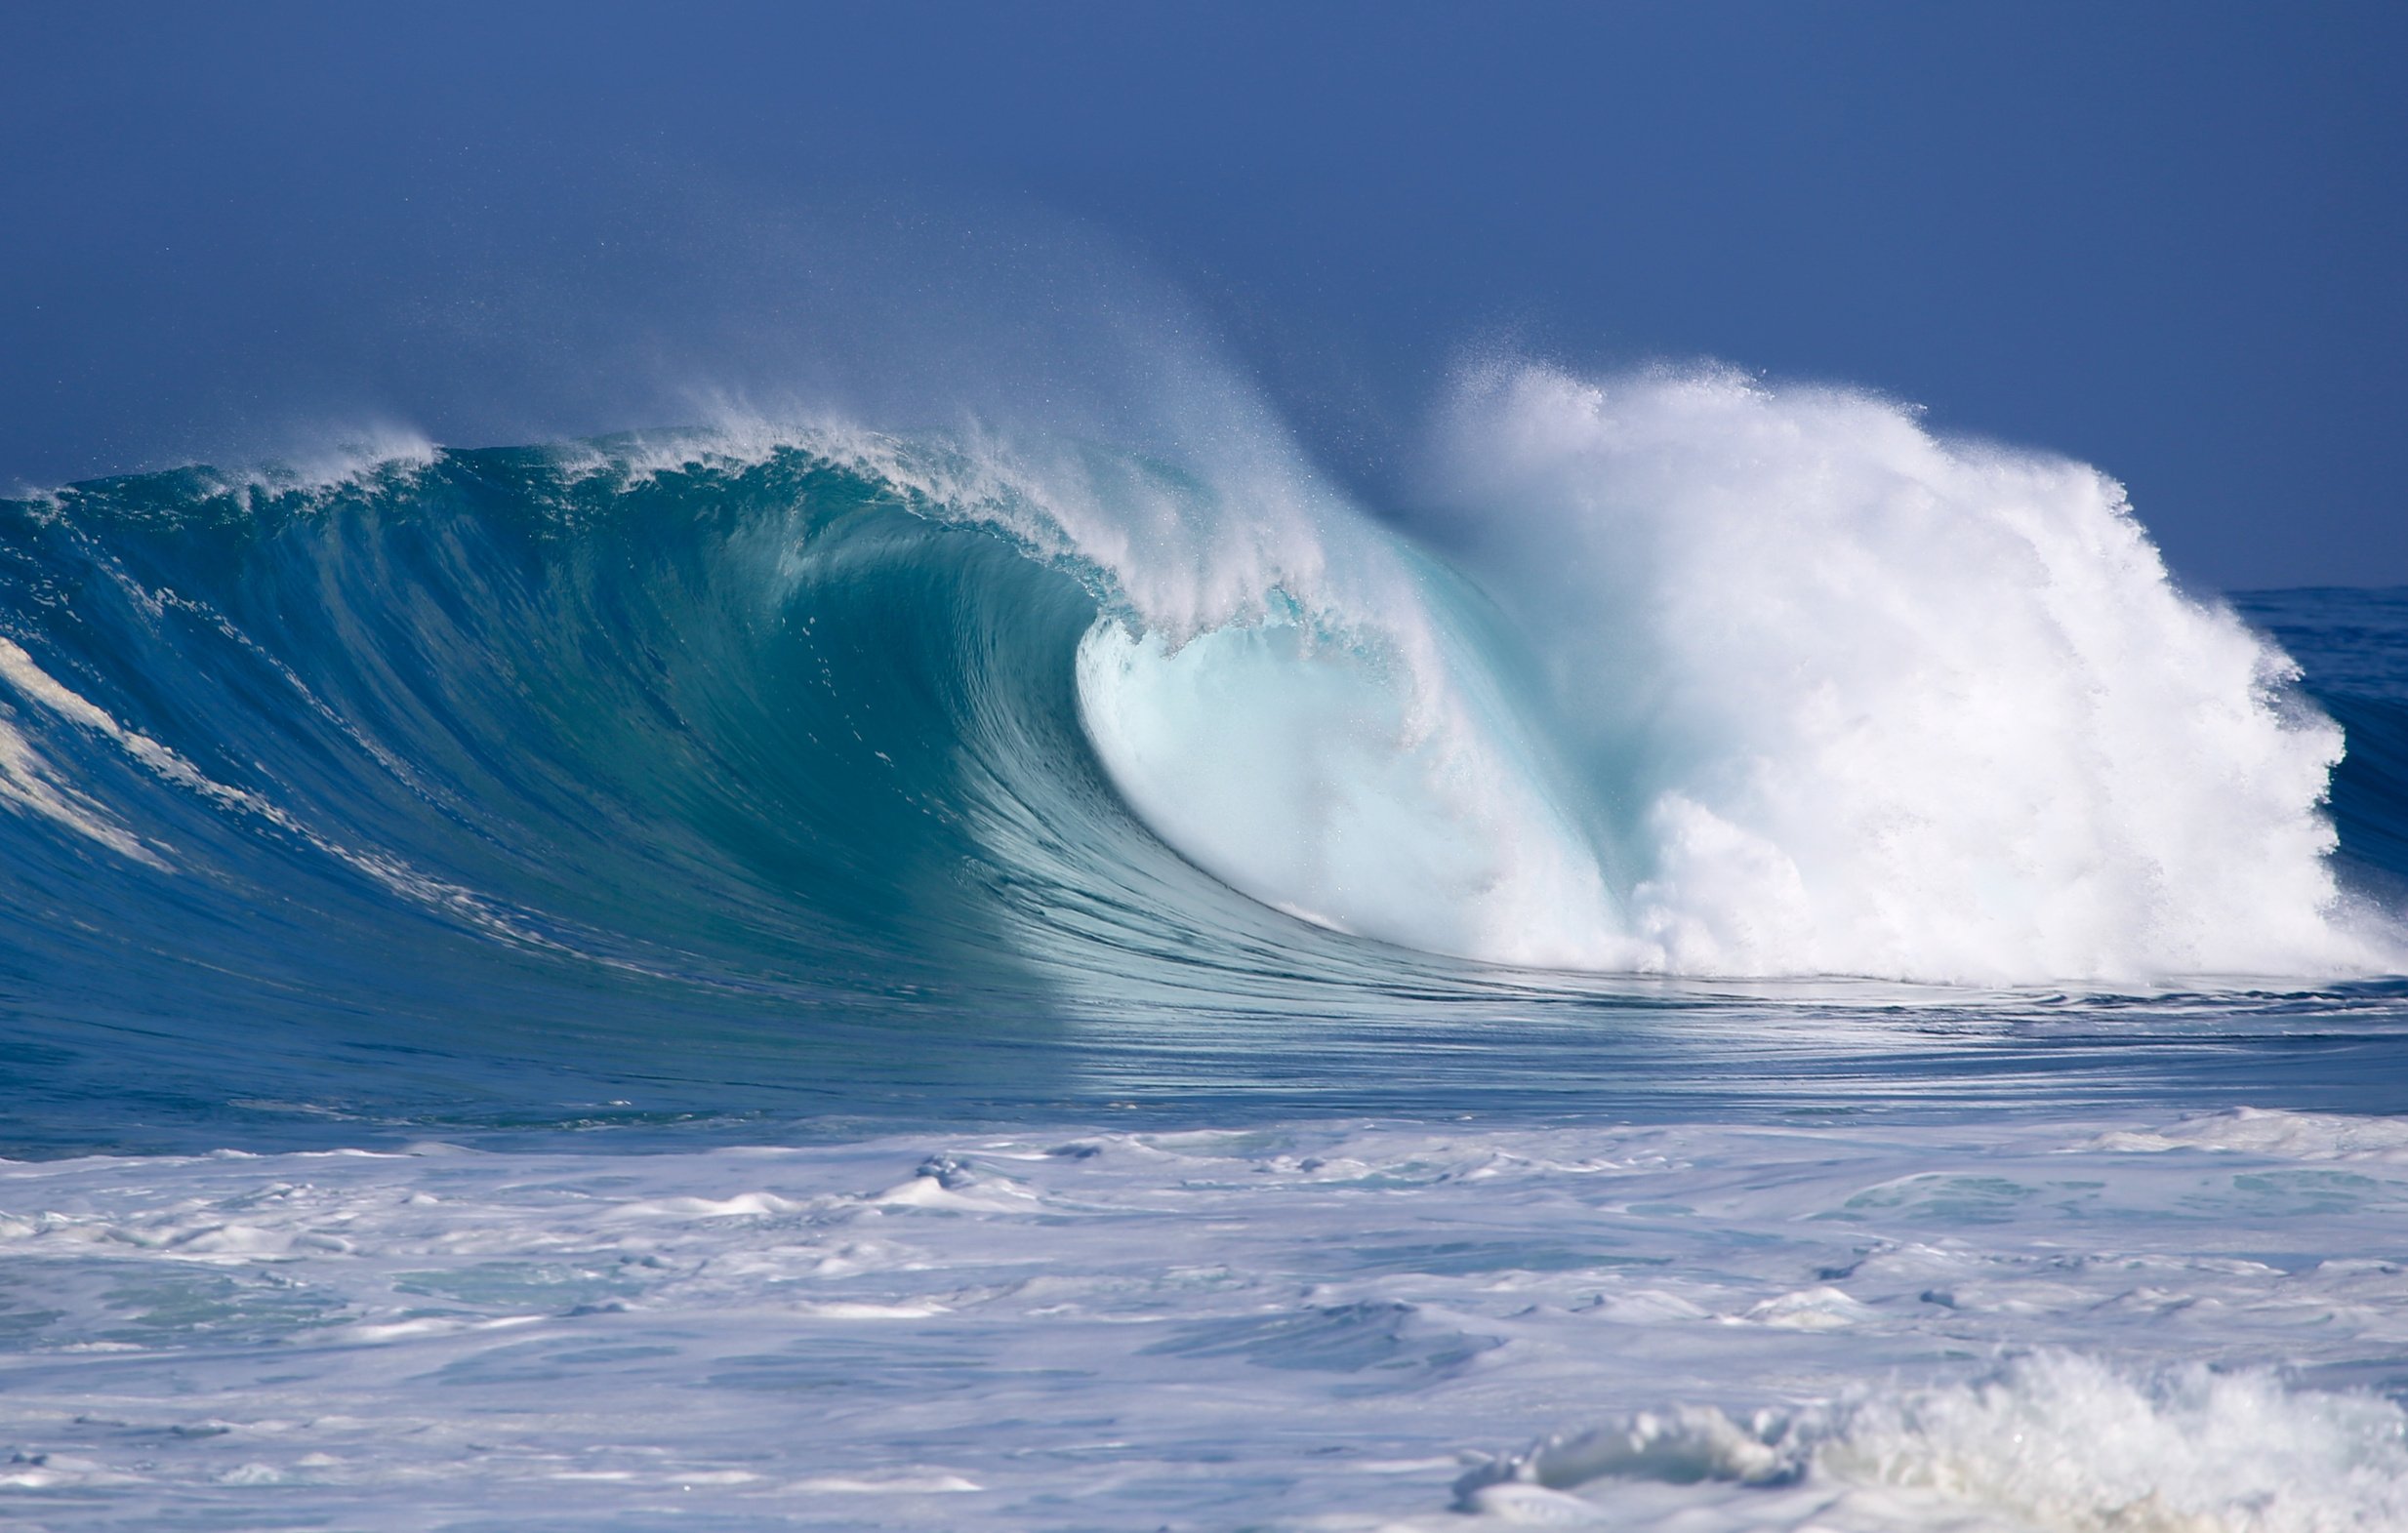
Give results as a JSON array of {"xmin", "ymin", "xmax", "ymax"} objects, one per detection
[{"xmin": 3, "ymin": 361, "xmax": 2407, "ymax": 1530}]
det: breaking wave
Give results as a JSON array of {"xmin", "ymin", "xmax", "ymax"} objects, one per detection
[{"xmin": 2, "ymin": 365, "xmax": 2388, "ymax": 1025}]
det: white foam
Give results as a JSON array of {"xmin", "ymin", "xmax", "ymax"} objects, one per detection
[
  {"xmin": 1459, "ymin": 1351, "xmax": 2408, "ymax": 1533},
  {"xmin": 0, "ymin": 707, "xmax": 163, "ymax": 866},
  {"xmin": 2095, "ymin": 1107, "xmax": 2408, "ymax": 1162},
  {"xmin": 1412, "ymin": 363, "xmax": 2390, "ymax": 983},
  {"xmin": 5, "ymin": 1113, "xmax": 2406, "ymax": 1529},
  {"xmin": 1824, "ymin": 1351, "xmax": 2408, "ymax": 1532}
]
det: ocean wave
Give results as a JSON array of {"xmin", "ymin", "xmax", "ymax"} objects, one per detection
[{"xmin": 2, "ymin": 370, "xmax": 2391, "ymax": 1020}]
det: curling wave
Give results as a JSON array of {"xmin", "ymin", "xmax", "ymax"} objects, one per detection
[{"xmin": 0, "ymin": 365, "xmax": 2397, "ymax": 1116}]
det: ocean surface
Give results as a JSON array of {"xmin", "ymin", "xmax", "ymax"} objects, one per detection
[{"xmin": 2, "ymin": 366, "xmax": 2405, "ymax": 1530}]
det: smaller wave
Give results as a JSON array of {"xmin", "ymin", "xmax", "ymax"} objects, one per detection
[{"xmin": 1455, "ymin": 1351, "xmax": 2408, "ymax": 1531}]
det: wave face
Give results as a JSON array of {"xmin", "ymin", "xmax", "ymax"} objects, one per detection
[{"xmin": 0, "ymin": 369, "xmax": 2402, "ymax": 1146}]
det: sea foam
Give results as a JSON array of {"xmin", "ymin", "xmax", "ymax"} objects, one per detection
[{"xmin": 1458, "ymin": 1351, "xmax": 2408, "ymax": 1532}]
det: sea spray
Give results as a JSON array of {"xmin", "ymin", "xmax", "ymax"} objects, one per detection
[{"xmin": 1403, "ymin": 363, "xmax": 2384, "ymax": 981}]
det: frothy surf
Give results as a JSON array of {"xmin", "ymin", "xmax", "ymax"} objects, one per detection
[
  {"xmin": 1457, "ymin": 1351, "xmax": 2408, "ymax": 1531},
  {"xmin": 4, "ymin": 1111, "xmax": 2407, "ymax": 1529}
]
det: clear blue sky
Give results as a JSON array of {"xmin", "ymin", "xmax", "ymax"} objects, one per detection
[{"xmin": 4, "ymin": 1, "xmax": 2402, "ymax": 588}]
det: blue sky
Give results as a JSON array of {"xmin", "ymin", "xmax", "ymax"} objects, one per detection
[{"xmin": 4, "ymin": 1, "xmax": 2402, "ymax": 587}]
